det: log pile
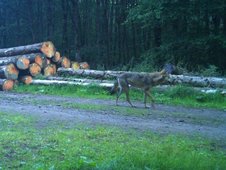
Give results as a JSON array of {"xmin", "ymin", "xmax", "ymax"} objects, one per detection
[{"xmin": 0, "ymin": 41, "xmax": 90, "ymax": 91}]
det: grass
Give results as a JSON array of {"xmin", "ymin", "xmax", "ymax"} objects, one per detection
[
  {"xmin": 0, "ymin": 111, "xmax": 225, "ymax": 170},
  {"xmin": 13, "ymin": 84, "xmax": 226, "ymax": 110}
]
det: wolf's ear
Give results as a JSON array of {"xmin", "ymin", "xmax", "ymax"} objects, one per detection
[{"xmin": 163, "ymin": 63, "xmax": 175, "ymax": 74}]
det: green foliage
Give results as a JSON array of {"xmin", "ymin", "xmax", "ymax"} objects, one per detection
[
  {"xmin": 1, "ymin": 0, "xmax": 226, "ymax": 74},
  {"xmin": 200, "ymin": 65, "xmax": 221, "ymax": 77},
  {"xmin": 0, "ymin": 111, "xmax": 226, "ymax": 170},
  {"xmin": 166, "ymin": 86, "xmax": 198, "ymax": 98}
]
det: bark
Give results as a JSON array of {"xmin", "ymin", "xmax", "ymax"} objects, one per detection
[
  {"xmin": 0, "ymin": 41, "xmax": 56, "ymax": 58},
  {"xmin": 31, "ymin": 79, "xmax": 113, "ymax": 88},
  {"xmin": 57, "ymin": 68, "xmax": 226, "ymax": 88},
  {"xmin": 169, "ymin": 74, "xmax": 226, "ymax": 88},
  {"xmin": 46, "ymin": 76, "xmax": 113, "ymax": 84},
  {"xmin": 0, "ymin": 64, "xmax": 19, "ymax": 80},
  {"xmin": 57, "ymin": 68, "xmax": 124, "ymax": 79},
  {"xmin": 0, "ymin": 79, "xmax": 14, "ymax": 91}
]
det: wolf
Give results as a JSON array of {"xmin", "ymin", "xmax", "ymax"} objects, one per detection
[{"xmin": 111, "ymin": 69, "xmax": 169, "ymax": 108}]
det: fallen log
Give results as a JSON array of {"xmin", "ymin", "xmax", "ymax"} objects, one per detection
[
  {"xmin": 19, "ymin": 63, "xmax": 41, "ymax": 77},
  {"xmin": 19, "ymin": 75, "xmax": 33, "ymax": 85},
  {"xmin": 31, "ymin": 79, "xmax": 113, "ymax": 87},
  {"xmin": 43, "ymin": 64, "xmax": 57, "ymax": 76},
  {"xmin": 0, "ymin": 53, "xmax": 45, "ymax": 69},
  {"xmin": 0, "ymin": 55, "xmax": 30, "ymax": 69},
  {"xmin": 71, "ymin": 62, "xmax": 80, "ymax": 70},
  {"xmin": 25, "ymin": 53, "xmax": 45, "ymax": 68},
  {"xmin": 169, "ymin": 75, "xmax": 226, "ymax": 88},
  {"xmin": 29, "ymin": 63, "xmax": 42, "ymax": 77},
  {"xmin": 57, "ymin": 68, "xmax": 124, "ymax": 79},
  {"xmin": 46, "ymin": 76, "xmax": 114, "ymax": 84},
  {"xmin": 58, "ymin": 56, "xmax": 71, "ymax": 68},
  {"xmin": 0, "ymin": 64, "xmax": 19, "ymax": 80},
  {"xmin": 57, "ymin": 68, "xmax": 226, "ymax": 88},
  {"xmin": 79, "ymin": 62, "xmax": 90, "ymax": 69},
  {"xmin": 0, "ymin": 79, "xmax": 14, "ymax": 91},
  {"xmin": 52, "ymin": 51, "xmax": 61, "ymax": 63},
  {"xmin": 0, "ymin": 41, "xmax": 55, "ymax": 58}
]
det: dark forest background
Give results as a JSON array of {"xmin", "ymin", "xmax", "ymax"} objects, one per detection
[{"xmin": 0, "ymin": 0, "xmax": 226, "ymax": 75}]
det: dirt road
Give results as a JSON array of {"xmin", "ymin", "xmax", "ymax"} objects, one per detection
[{"xmin": 0, "ymin": 91, "xmax": 226, "ymax": 144}]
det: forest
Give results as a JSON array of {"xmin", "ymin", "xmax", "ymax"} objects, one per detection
[{"xmin": 0, "ymin": 0, "xmax": 226, "ymax": 75}]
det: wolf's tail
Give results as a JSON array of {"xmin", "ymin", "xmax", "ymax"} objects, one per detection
[{"xmin": 110, "ymin": 80, "xmax": 118, "ymax": 95}]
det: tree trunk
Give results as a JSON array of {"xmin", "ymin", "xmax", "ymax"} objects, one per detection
[
  {"xmin": 58, "ymin": 56, "xmax": 71, "ymax": 68},
  {"xmin": 0, "ymin": 79, "xmax": 14, "ymax": 91},
  {"xmin": 0, "ymin": 64, "xmax": 19, "ymax": 80},
  {"xmin": 52, "ymin": 51, "xmax": 61, "ymax": 63},
  {"xmin": 31, "ymin": 79, "xmax": 113, "ymax": 88},
  {"xmin": 0, "ymin": 41, "xmax": 56, "ymax": 58},
  {"xmin": 19, "ymin": 75, "xmax": 33, "ymax": 85},
  {"xmin": 57, "ymin": 68, "xmax": 226, "ymax": 88},
  {"xmin": 169, "ymin": 74, "xmax": 226, "ymax": 88},
  {"xmin": 71, "ymin": 62, "xmax": 80, "ymax": 70},
  {"xmin": 43, "ymin": 64, "xmax": 57, "ymax": 77},
  {"xmin": 20, "ymin": 63, "xmax": 41, "ymax": 77},
  {"xmin": 0, "ymin": 53, "xmax": 45, "ymax": 69},
  {"xmin": 57, "ymin": 68, "xmax": 125, "ymax": 79},
  {"xmin": 46, "ymin": 76, "xmax": 113, "ymax": 84},
  {"xmin": 79, "ymin": 62, "xmax": 90, "ymax": 69}
]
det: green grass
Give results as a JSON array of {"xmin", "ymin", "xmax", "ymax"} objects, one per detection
[
  {"xmin": 0, "ymin": 111, "xmax": 225, "ymax": 170},
  {"xmin": 13, "ymin": 84, "xmax": 226, "ymax": 110}
]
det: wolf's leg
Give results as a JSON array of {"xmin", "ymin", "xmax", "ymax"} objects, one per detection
[
  {"xmin": 116, "ymin": 85, "xmax": 122, "ymax": 106},
  {"xmin": 144, "ymin": 89, "xmax": 155, "ymax": 109},
  {"xmin": 124, "ymin": 87, "xmax": 135, "ymax": 107},
  {"xmin": 144, "ymin": 91, "xmax": 149, "ymax": 108}
]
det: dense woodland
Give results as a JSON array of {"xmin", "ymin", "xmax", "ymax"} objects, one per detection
[{"xmin": 0, "ymin": 0, "xmax": 226, "ymax": 75}]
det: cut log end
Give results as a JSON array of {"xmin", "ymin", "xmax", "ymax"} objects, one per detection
[
  {"xmin": 40, "ymin": 41, "xmax": 56, "ymax": 58},
  {"xmin": 0, "ymin": 79, "xmax": 14, "ymax": 91},
  {"xmin": 44, "ymin": 64, "xmax": 57, "ymax": 77},
  {"xmin": 5, "ymin": 63, "xmax": 19, "ymax": 80},
  {"xmin": 16, "ymin": 56, "xmax": 30, "ymax": 70},
  {"xmin": 80, "ymin": 62, "xmax": 90, "ymax": 69},
  {"xmin": 71, "ymin": 62, "xmax": 80, "ymax": 70},
  {"xmin": 34, "ymin": 54, "xmax": 44, "ymax": 68},
  {"xmin": 52, "ymin": 51, "xmax": 61, "ymax": 63},
  {"xmin": 20, "ymin": 75, "xmax": 33, "ymax": 85},
  {"xmin": 29, "ymin": 63, "xmax": 41, "ymax": 77},
  {"xmin": 61, "ymin": 57, "xmax": 71, "ymax": 68}
]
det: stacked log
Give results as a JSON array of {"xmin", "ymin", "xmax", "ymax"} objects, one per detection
[
  {"xmin": 0, "ymin": 79, "xmax": 14, "ymax": 91},
  {"xmin": 0, "ymin": 41, "xmax": 55, "ymax": 58},
  {"xmin": 0, "ymin": 41, "xmax": 90, "ymax": 91}
]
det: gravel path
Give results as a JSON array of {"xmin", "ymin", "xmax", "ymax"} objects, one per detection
[{"xmin": 0, "ymin": 91, "xmax": 226, "ymax": 144}]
